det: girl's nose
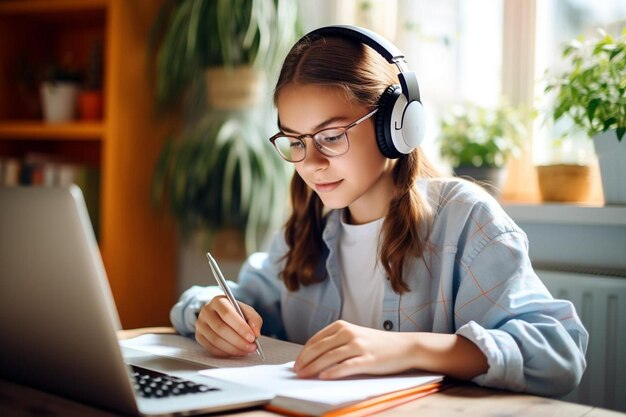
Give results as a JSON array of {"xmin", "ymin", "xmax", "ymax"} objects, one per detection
[{"xmin": 301, "ymin": 138, "xmax": 329, "ymax": 171}]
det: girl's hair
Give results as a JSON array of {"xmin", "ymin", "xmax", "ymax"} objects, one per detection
[{"xmin": 275, "ymin": 35, "xmax": 438, "ymax": 293}]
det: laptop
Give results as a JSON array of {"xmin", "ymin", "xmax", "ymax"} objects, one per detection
[{"xmin": 0, "ymin": 186, "xmax": 273, "ymax": 416}]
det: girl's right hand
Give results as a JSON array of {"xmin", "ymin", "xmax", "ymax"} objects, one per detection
[{"xmin": 195, "ymin": 295, "xmax": 263, "ymax": 357}]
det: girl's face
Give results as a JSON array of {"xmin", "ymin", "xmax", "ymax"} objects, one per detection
[{"xmin": 276, "ymin": 84, "xmax": 395, "ymax": 224}]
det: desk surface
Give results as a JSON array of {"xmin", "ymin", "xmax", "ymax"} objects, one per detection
[
  {"xmin": 1, "ymin": 328, "xmax": 622, "ymax": 417},
  {"xmin": 2, "ymin": 377, "xmax": 623, "ymax": 417}
]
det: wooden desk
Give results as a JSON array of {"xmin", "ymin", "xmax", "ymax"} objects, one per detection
[
  {"xmin": 2, "ymin": 377, "xmax": 623, "ymax": 417},
  {"xmin": 1, "ymin": 328, "xmax": 622, "ymax": 417}
]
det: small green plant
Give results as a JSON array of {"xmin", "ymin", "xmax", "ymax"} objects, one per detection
[
  {"xmin": 439, "ymin": 102, "xmax": 526, "ymax": 168},
  {"xmin": 544, "ymin": 27, "xmax": 626, "ymax": 142},
  {"xmin": 42, "ymin": 63, "xmax": 82, "ymax": 85}
]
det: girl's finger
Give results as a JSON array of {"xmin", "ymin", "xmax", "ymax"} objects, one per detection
[
  {"xmin": 212, "ymin": 297, "xmax": 257, "ymax": 343},
  {"xmin": 295, "ymin": 328, "xmax": 348, "ymax": 372},
  {"xmin": 197, "ymin": 318, "xmax": 257, "ymax": 356},
  {"xmin": 240, "ymin": 303, "xmax": 264, "ymax": 338},
  {"xmin": 296, "ymin": 344, "xmax": 358, "ymax": 378}
]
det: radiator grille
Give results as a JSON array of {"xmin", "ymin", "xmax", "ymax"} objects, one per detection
[{"xmin": 537, "ymin": 269, "xmax": 626, "ymax": 412}]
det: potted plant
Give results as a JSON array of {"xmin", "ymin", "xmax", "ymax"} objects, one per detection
[
  {"xmin": 150, "ymin": 0, "xmax": 300, "ymax": 111},
  {"xmin": 78, "ymin": 38, "xmax": 104, "ymax": 120},
  {"xmin": 40, "ymin": 58, "xmax": 82, "ymax": 123},
  {"xmin": 544, "ymin": 27, "xmax": 626, "ymax": 204},
  {"xmin": 439, "ymin": 102, "xmax": 526, "ymax": 197},
  {"xmin": 150, "ymin": 0, "xmax": 300, "ymax": 259}
]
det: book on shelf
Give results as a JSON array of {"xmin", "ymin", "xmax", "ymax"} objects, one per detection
[
  {"xmin": 121, "ymin": 333, "xmax": 444, "ymax": 417},
  {"xmin": 0, "ymin": 153, "xmax": 101, "ymax": 239}
]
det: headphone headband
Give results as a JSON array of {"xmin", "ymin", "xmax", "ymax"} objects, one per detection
[
  {"xmin": 298, "ymin": 25, "xmax": 426, "ymax": 158},
  {"xmin": 303, "ymin": 25, "xmax": 420, "ymax": 103},
  {"xmin": 304, "ymin": 25, "xmax": 406, "ymax": 65}
]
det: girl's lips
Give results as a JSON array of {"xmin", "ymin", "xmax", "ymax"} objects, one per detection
[{"xmin": 315, "ymin": 180, "xmax": 343, "ymax": 193}]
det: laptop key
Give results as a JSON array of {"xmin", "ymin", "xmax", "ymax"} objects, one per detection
[{"xmin": 130, "ymin": 365, "xmax": 220, "ymax": 399}]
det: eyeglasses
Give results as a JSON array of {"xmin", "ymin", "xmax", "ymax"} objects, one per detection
[{"xmin": 269, "ymin": 109, "xmax": 378, "ymax": 163}]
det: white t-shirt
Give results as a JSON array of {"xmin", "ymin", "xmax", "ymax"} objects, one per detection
[{"xmin": 338, "ymin": 216, "xmax": 386, "ymax": 328}]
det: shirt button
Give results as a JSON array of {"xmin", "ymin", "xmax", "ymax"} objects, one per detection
[{"xmin": 383, "ymin": 320, "xmax": 393, "ymax": 331}]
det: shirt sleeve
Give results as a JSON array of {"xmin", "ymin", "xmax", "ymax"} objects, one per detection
[
  {"xmin": 453, "ymin": 229, "xmax": 589, "ymax": 397},
  {"xmin": 170, "ymin": 232, "xmax": 288, "ymax": 338}
]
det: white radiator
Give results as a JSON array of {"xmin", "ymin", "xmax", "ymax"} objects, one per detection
[{"xmin": 537, "ymin": 269, "xmax": 626, "ymax": 412}]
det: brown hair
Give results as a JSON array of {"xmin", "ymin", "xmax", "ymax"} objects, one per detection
[{"xmin": 275, "ymin": 35, "xmax": 437, "ymax": 293}]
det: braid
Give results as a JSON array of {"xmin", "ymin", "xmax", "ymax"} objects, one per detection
[
  {"xmin": 380, "ymin": 149, "xmax": 431, "ymax": 293},
  {"xmin": 281, "ymin": 175, "xmax": 325, "ymax": 291}
]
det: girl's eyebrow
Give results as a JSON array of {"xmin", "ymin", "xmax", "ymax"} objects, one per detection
[{"xmin": 278, "ymin": 115, "xmax": 351, "ymax": 134}]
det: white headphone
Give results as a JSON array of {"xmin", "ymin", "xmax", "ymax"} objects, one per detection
[{"xmin": 302, "ymin": 25, "xmax": 425, "ymax": 159}]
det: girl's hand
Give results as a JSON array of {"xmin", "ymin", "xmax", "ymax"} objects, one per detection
[
  {"xmin": 195, "ymin": 295, "xmax": 263, "ymax": 358},
  {"xmin": 293, "ymin": 320, "xmax": 416, "ymax": 379}
]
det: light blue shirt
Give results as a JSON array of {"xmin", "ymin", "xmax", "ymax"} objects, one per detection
[{"xmin": 171, "ymin": 179, "xmax": 588, "ymax": 397}]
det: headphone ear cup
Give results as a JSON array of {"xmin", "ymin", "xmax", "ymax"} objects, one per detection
[{"xmin": 375, "ymin": 85, "xmax": 403, "ymax": 159}]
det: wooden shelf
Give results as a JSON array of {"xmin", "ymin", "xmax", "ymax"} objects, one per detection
[
  {"xmin": 0, "ymin": 0, "xmax": 177, "ymax": 329},
  {"xmin": 0, "ymin": 0, "xmax": 108, "ymax": 14},
  {"xmin": 0, "ymin": 121, "xmax": 105, "ymax": 140}
]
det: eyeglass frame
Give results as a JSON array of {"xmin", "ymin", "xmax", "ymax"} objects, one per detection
[{"xmin": 269, "ymin": 108, "xmax": 379, "ymax": 163}]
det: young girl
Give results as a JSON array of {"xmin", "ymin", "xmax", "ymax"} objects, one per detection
[{"xmin": 171, "ymin": 25, "xmax": 588, "ymax": 397}]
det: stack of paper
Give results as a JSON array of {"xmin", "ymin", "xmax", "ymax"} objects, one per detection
[{"xmin": 121, "ymin": 333, "xmax": 443, "ymax": 416}]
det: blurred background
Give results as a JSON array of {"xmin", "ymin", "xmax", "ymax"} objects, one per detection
[{"xmin": 0, "ymin": 1, "xmax": 625, "ymax": 410}]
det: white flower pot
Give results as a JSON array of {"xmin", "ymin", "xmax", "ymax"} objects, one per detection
[
  {"xmin": 593, "ymin": 130, "xmax": 626, "ymax": 205},
  {"xmin": 40, "ymin": 82, "xmax": 79, "ymax": 122}
]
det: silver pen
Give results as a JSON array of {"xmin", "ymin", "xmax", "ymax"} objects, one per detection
[{"xmin": 205, "ymin": 252, "xmax": 265, "ymax": 361}]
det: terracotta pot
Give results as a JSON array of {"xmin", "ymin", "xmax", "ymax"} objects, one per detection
[
  {"xmin": 78, "ymin": 90, "xmax": 103, "ymax": 120},
  {"xmin": 536, "ymin": 164, "xmax": 591, "ymax": 202}
]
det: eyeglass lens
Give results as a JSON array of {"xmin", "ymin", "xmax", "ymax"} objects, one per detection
[{"xmin": 273, "ymin": 128, "xmax": 348, "ymax": 162}]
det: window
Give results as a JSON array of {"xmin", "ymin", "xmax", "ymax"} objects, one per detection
[
  {"xmin": 533, "ymin": 0, "xmax": 626, "ymax": 166},
  {"xmin": 297, "ymin": 0, "xmax": 625, "ymax": 198}
]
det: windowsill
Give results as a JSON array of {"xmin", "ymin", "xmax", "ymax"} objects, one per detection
[
  {"xmin": 502, "ymin": 202, "xmax": 626, "ymax": 227},
  {"xmin": 501, "ymin": 201, "xmax": 626, "ymax": 273}
]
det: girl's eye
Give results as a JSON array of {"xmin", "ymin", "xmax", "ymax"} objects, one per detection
[
  {"xmin": 317, "ymin": 130, "xmax": 345, "ymax": 144},
  {"xmin": 289, "ymin": 140, "xmax": 305, "ymax": 149}
]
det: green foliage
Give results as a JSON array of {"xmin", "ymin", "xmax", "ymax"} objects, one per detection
[
  {"xmin": 439, "ymin": 102, "xmax": 527, "ymax": 169},
  {"xmin": 152, "ymin": 110, "xmax": 293, "ymax": 253},
  {"xmin": 150, "ymin": 0, "xmax": 300, "ymax": 110},
  {"xmin": 544, "ymin": 27, "xmax": 626, "ymax": 142},
  {"xmin": 150, "ymin": 0, "xmax": 300, "ymax": 253}
]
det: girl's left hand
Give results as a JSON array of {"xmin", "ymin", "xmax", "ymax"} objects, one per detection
[{"xmin": 293, "ymin": 320, "xmax": 416, "ymax": 379}]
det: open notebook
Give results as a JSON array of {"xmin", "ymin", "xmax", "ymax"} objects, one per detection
[{"xmin": 122, "ymin": 333, "xmax": 444, "ymax": 416}]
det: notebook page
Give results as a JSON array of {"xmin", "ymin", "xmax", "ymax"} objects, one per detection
[
  {"xmin": 120, "ymin": 334, "xmax": 301, "ymax": 367},
  {"xmin": 201, "ymin": 363, "xmax": 443, "ymax": 410}
]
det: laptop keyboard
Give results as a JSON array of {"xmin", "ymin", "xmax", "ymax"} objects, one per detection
[{"xmin": 130, "ymin": 365, "xmax": 220, "ymax": 399}]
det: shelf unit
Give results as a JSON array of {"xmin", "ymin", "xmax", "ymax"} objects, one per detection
[
  {"xmin": 0, "ymin": 0, "xmax": 177, "ymax": 328},
  {"xmin": 0, "ymin": 121, "xmax": 105, "ymax": 139}
]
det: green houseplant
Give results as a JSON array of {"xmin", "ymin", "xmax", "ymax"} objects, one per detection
[
  {"xmin": 544, "ymin": 27, "xmax": 626, "ymax": 204},
  {"xmin": 439, "ymin": 102, "xmax": 526, "ymax": 196},
  {"xmin": 40, "ymin": 59, "xmax": 83, "ymax": 123},
  {"xmin": 151, "ymin": 0, "xmax": 299, "ymax": 110},
  {"xmin": 150, "ymin": 0, "xmax": 300, "ymax": 254}
]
